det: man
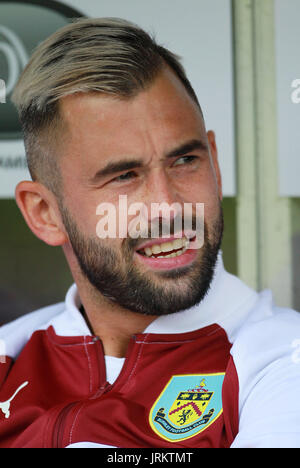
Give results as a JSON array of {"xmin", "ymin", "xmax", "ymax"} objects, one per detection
[{"xmin": 0, "ymin": 17, "xmax": 299, "ymax": 448}]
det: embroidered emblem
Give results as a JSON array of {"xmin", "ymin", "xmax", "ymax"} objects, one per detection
[
  {"xmin": 149, "ymin": 373, "xmax": 225, "ymax": 442},
  {"xmin": 0, "ymin": 381, "xmax": 29, "ymax": 419}
]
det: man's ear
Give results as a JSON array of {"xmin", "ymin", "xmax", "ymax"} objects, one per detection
[
  {"xmin": 207, "ymin": 130, "xmax": 223, "ymax": 201},
  {"xmin": 15, "ymin": 180, "xmax": 68, "ymax": 246}
]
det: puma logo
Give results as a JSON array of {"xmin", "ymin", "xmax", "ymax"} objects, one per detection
[{"xmin": 0, "ymin": 381, "xmax": 28, "ymax": 419}]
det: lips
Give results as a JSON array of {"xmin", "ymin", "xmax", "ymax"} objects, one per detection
[{"xmin": 135, "ymin": 234, "xmax": 198, "ymax": 270}]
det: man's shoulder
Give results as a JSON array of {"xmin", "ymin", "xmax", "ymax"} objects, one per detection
[
  {"xmin": 234, "ymin": 289, "xmax": 300, "ymax": 346},
  {"xmin": 216, "ymin": 269, "xmax": 300, "ymax": 352},
  {"xmin": 230, "ymin": 292, "xmax": 300, "ymax": 448},
  {"xmin": 0, "ymin": 301, "xmax": 65, "ymax": 360},
  {"xmin": 0, "ymin": 300, "xmax": 66, "ymax": 334},
  {"xmin": 230, "ymin": 289, "xmax": 300, "ymax": 383}
]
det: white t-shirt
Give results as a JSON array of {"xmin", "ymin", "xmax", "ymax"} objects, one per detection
[{"xmin": 104, "ymin": 355, "xmax": 125, "ymax": 385}]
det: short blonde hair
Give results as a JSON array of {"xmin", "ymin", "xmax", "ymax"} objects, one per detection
[{"xmin": 12, "ymin": 17, "xmax": 200, "ymax": 194}]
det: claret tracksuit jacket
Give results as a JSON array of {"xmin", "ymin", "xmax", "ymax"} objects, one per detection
[{"xmin": 0, "ymin": 253, "xmax": 300, "ymax": 448}]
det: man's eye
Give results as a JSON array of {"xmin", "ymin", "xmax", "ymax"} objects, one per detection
[
  {"xmin": 113, "ymin": 171, "xmax": 136, "ymax": 182},
  {"xmin": 173, "ymin": 156, "xmax": 197, "ymax": 166}
]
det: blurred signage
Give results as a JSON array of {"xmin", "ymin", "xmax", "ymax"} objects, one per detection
[
  {"xmin": 0, "ymin": 0, "xmax": 83, "ymax": 198},
  {"xmin": 0, "ymin": 0, "xmax": 235, "ymax": 198}
]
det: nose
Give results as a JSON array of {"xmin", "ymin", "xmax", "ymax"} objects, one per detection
[{"xmin": 143, "ymin": 170, "xmax": 183, "ymax": 236}]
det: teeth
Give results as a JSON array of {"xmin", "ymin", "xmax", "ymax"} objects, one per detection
[
  {"xmin": 161, "ymin": 242, "xmax": 174, "ymax": 253},
  {"xmin": 156, "ymin": 249, "xmax": 185, "ymax": 258},
  {"xmin": 144, "ymin": 247, "xmax": 153, "ymax": 257},
  {"xmin": 141, "ymin": 237, "xmax": 189, "ymax": 257},
  {"xmin": 152, "ymin": 244, "xmax": 162, "ymax": 255}
]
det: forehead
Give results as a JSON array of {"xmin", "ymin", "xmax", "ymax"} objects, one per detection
[{"xmin": 59, "ymin": 68, "xmax": 206, "ymax": 169}]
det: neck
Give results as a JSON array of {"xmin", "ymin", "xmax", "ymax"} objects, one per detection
[
  {"xmin": 64, "ymin": 248, "xmax": 157, "ymax": 357},
  {"xmin": 77, "ymin": 280, "xmax": 157, "ymax": 358}
]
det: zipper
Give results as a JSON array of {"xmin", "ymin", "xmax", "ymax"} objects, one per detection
[
  {"xmin": 52, "ymin": 381, "xmax": 112, "ymax": 448},
  {"xmin": 52, "ymin": 402, "xmax": 77, "ymax": 448},
  {"xmin": 51, "ymin": 335, "xmax": 110, "ymax": 448},
  {"xmin": 51, "ymin": 334, "xmax": 139, "ymax": 447}
]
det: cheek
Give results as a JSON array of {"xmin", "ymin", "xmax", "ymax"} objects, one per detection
[
  {"xmin": 186, "ymin": 183, "xmax": 220, "ymax": 231},
  {"xmin": 89, "ymin": 195, "xmax": 124, "ymax": 241},
  {"xmin": 94, "ymin": 208, "xmax": 136, "ymax": 257},
  {"xmin": 182, "ymin": 177, "xmax": 219, "ymax": 209}
]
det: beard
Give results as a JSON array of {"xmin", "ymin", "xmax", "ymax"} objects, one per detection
[{"xmin": 60, "ymin": 202, "xmax": 224, "ymax": 316}]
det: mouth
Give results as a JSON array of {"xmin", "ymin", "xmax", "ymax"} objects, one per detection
[{"xmin": 134, "ymin": 234, "xmax": 198, "ymax": 270}]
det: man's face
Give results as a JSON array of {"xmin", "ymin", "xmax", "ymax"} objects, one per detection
[{"xmin": 57, "ymin": 67, "xmax": 223, "ymax": 315}]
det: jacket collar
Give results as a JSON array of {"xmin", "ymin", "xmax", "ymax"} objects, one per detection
[
  {"xmin": 57, "ymin": 250, "xmax": 258, "ymax": 337},
  {"xmin": 0, "ymin": 250, "xmax": 259, "ymax": 362}
]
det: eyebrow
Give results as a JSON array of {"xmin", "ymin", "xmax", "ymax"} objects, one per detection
[
  {"xmin": 89, "ymin": 138, "xmax": 208, "ymax": 184},
  {"xmin": 165, "ymin": 138, "xmax": 208, "ymax": 159}
]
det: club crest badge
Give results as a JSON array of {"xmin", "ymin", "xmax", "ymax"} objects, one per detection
[{"xmin": 149, "ymin": 373, "xmax": 225, "ymax": 442}]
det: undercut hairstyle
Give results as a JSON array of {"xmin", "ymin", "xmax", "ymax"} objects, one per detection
[{"xmin": 12, "ymin": 17, "xmax": 201, "ymax": 196}]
